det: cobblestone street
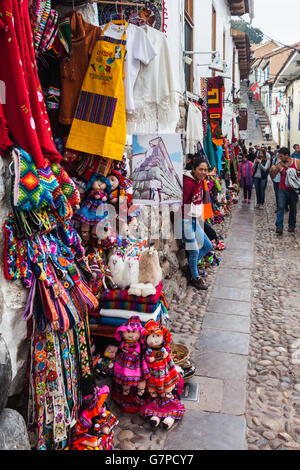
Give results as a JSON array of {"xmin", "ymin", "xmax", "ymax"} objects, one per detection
[
  {"xmin": 104, "ymin": 183, "xmax": 300, "ymax": 451},
  {"xmin": 246, "ymin": 185, "xmax": 300, "ymax": 450}
]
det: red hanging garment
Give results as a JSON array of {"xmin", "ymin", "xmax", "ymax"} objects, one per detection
[{"xmin": 0, "ymin": 0, "xmax": 61, "ymax": 168}]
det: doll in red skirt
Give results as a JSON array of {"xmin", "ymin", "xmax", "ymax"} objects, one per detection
[{"xmin": 141, "ymin": 320, "xmax": 185, "ymax": 430}]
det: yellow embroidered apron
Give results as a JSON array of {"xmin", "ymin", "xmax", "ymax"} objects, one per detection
[{"xmin": 66, "ymin": 21, "xmax": 127, "ymax": 161}]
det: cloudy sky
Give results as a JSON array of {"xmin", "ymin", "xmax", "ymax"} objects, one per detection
[{"xmin": 250, "ymin": 0, "xmax": 300, "ymax": 46}]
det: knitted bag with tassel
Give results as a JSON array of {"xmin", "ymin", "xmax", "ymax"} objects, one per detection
[
  {"xmin": 51, "ymin": 162, "xmax": 80, "ymax": 208},
  {"xmin": 12, "ymin": 147, "xmax": 54, "ymax": 211}
]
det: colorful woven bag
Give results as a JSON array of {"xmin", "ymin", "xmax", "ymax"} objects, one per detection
[
  {"xmin": 51, "ymin": 162, "xmax": 80, "ymax": 208},
  {"xmin": 12, "ymin": 147, "xmax": 54, "ymax": 211}
]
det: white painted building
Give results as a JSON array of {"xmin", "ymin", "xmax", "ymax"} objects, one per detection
[{"xmin": 163, "ymin": 0, "xmax": 253, "ymax": 140}]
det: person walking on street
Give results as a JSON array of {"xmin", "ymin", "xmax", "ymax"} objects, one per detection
[
  {"xmin": 238, "ymin": 154, "xmax": 253, "ymax": 204},
  {"xmin": 271, "ymin": 150, "xmax": 281, "ymax": 212},
  {"xmin": 247, "ymin": 146, "xmax": 256, "ymax": 162},
  {"xmin": 268, "ymin": 146, "xmax": 274, "ymax": 158},
  {"xmin": 255, "ymin": 112, "xmax": 259, "ymax": 128},
  {"xmin": 291, "ymin": 144, "xmax": 300, "ymax": 160},
  {"xmin": 253, "ymin": 148, "xmax": 270, "ymax": 209},
  {"xmin": 182, "ymin": 157, "xmax": 212, "ymax": 290},
  {"xmin": 270, "ymin": 147, "xmax": 300, "ymax": 234},
  {"xmin": 264, "ymin": 125, "xmax": 271, "ymax": 142}
]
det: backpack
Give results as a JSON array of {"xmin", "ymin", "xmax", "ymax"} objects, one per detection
[{"xmin": 285, "ymin": 167, "xmax": 300, "ymax": 194}]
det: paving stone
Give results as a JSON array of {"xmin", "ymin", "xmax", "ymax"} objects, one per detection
[
  {"xmin": 202, "ymin": 313, "xmax": 250, "ymax": 333},
  {"xmin": 211, "ymin": 286, "xmax": 251, "ymax": 303},
  {"xmin": 192, "ymin": 350, "xmax": 248, "ymax": 380},
  {"xmin": 196, "ymin": 328, "xmax": 249, "ymax": 355},
  {"xmin": 182, "ymin": 376, "xmax": 224, "ymax": 412},
  {"xmin": 206, "ymin": 298, "xmax": 251, "ymax": 317},
  {"xmin": 164, "ymin": 411, "xmax": 246, "ymax": 450},
  {"xmin": 222, "ymin": 379, "xmax": 247, "ymax": 416},
  {"xmin": 215, "ymin": 269, "xmax": 252, "ymax": 289}
]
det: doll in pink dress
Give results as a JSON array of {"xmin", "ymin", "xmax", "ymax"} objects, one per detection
[{"xmin": 113, "ymin": 316, "xmax": 149, "ymax": 397}]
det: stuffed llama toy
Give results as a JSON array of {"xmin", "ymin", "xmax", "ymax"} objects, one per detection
[
  {"xmin": 108, "ymin": 252, "xmax": 125, "ymax": 288},
  {"xmin": 120, "ymin": 256, "xmax": 140, "ymax": 289},
  {"xmin": 128, "ymin": 247, "xmax": 162, "ymax": 297}
]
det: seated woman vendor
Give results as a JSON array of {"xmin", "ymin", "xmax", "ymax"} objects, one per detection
[{"xmin": 182, "ymin": 157, "xmax": 213, "ymax": 290}]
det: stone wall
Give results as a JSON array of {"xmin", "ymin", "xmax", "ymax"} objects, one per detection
[{"xmin": 0, "ymin": 160, "xmax": 28, "ymax": 397}]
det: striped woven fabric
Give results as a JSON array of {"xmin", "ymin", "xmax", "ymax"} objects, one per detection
[
  {"xmin": 99, "ymin": 300, "xmax": 160, "ymax": 313},
  {"xmin": 100, "ymin": 282, "xmax": 163, "ymax": 304},
  {"xmin": 98, "ymin": 36, "xmax": 126, "ymax": 46},
  {"xmin": 75, "ymin": 91, "xmax": 117, "ymax": 127},
  {"xmin": 146, "ymin": 353, "xmax": 180, "ymax": 396},
  {"xmin": 140, "ymin": 396, "xmax": 185, "ymax": 420}
]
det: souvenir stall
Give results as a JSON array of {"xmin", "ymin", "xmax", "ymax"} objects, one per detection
[
  {"xmin": 0, "ymin": 0, "xmax": 188, "ymax": 449},
  {"xmin": 183, "ymin": 77, "xmax": 239, "ymax": 274}
]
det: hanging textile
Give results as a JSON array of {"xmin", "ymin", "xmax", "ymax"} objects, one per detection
[
  {"xmin": 30, "ymin": 0, "xmax": 59, "ymax": 55},
  {"xmin": 203, "ymin": 122, "xmax": 216, "ymax": 170},
  {"xmin": 201, "ymin": 179, "xmax": 214, "ymax": 221},
  {"xmin": 59, "ymin": 11, "xmax": 101, "ymax": 126},
  {"xmin": 126, "ymin": 25, "xmax": 180, "ymax": 135},
  {"xmin": 97, "ymin": 1, "xmax": 167, "ymax": 32},
  {"xmin": 185, "ymin": 102, "xmax": 204, "ymax": 155},
  {"xmin": 199, "ymin": 78, "xmax": 208, "ymax": 138},
  {"xmin": 0, "ymin": 0, "xmax": 61, "ymax": 168},
  {"xmin": 0, "ymin": 102, "xmax": 12, "ymax": 156},
  {"xmin": 207, "ymin": 76, "xmax": 225, "ymax": 120},
  {"xmin": 66, "ymin": 20, "xmax": 128, "ymax": 161}
]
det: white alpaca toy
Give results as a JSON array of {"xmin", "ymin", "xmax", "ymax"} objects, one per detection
[
  {"xmin": 128, "ymin": 247, "xmax": 162, "ymax": 297},
  {"xmin": 108, "ymin": 253, "xmax": 125, "ymax": 288},
  {"xmin": 120, "ymin": 256, "xmax": 140, "ymax": 290}
]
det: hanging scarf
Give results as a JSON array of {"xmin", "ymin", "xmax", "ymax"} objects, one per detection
[
  {"xmin": 0, "ymin": 0, "xmax": 61, "ymax": 168},
  {"xmin": 201, "ymin": 179, "xmax": 214, "ymax": 221},
  {"xmin": 204, "ymin": 122, "xmax": 217, "ymax": 170}
]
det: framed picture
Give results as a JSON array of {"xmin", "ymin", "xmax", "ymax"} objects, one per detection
[{"xmin": 132, "ymin": 134, "xmax": 183, "ymax": 205}]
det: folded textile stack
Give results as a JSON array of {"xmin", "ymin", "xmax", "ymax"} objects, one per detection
[{"xmin": 89, "ymin": 282, "xmax": 168, "ymax": 329}]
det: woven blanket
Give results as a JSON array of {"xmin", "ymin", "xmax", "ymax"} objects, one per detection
[
  {"xmin": 99, "ymin": 310, "xmax": 162, "ymax": 328},
  {"xmin": 99, "ymin": 300, "xmax": 160, "ymax": 313},
  {"xmin": 100, "ymin": 282, "xmax": 163, "ymax": 304},
  {"xmin": 100, "ymin": 305, "xmax": 162, "ymax": 323}
]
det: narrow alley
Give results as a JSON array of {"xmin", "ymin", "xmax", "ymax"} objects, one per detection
[{"xmin": 1, "ymin": 0, "xmax": 300, "ymax": 455}]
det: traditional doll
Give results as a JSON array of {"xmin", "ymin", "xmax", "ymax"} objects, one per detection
[
  {"xmin": 93, "ymin": 407, "xmax": 118, "ymax": 450},
  {"xmin": 113, "ymin": 316, "xmax": 148, "ymax": 397},
  {"xmin": 143, "ymin": 320, "xmax": 180, "ymax": 399},
  {"xmin": 140, "ymin": 320, "xmax": 185, "ymax": 430},
  {"xmin": 71, "ymin": 385, "xmax": 118, "ymax": 450},
  {"xmin": 74, "ymin": 173, "xmax": 111, "ymax": 243},
  {"xmin": 107, "ymin": 171, "xmax": 126, "ymax": 206},
  {"xmin": 95, "ymin": 344, "xmax": 118, "ymax": 377}
]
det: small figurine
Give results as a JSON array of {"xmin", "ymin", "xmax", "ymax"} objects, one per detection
[
  {"xmin": 95, "ymin": 344, "xmax": 118, "ymax": 377},
  {"xmin": 113, "ymin": 316, "xmax": 149, "ymax": 397},
  {"xmin": 74, "ymin": 174, "xmax": 111, "ymax": 243}
]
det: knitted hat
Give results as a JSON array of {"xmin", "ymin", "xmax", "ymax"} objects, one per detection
[
  {"xmin": 143, "ymin": 320, "xmax": 172, "ymax": 346},
  {"xmin": 115, "ymin": 316, "xmax": 145, "ymax": 342}
]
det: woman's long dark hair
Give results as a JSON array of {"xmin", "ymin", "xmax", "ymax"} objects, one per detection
[
  {"xmin": 186, "ymin": 153, "xmax": 210, "ymax": 171},
  {"xmin": 258, "ymin": 148, "xmax": 266, "ymax": 159}
]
